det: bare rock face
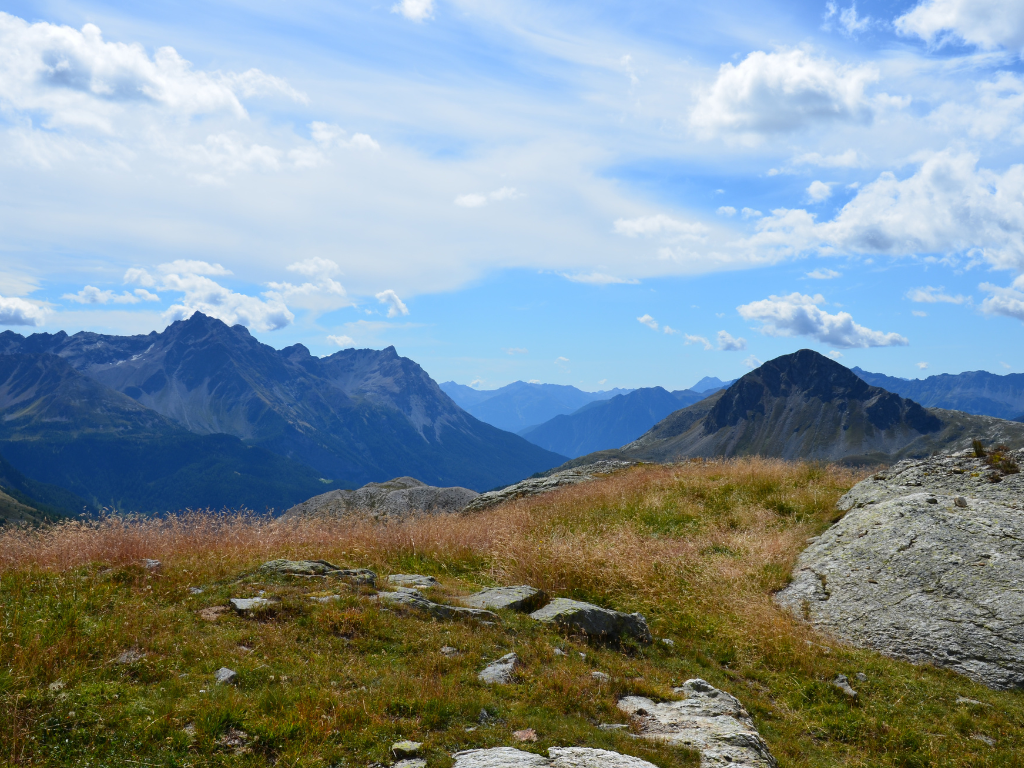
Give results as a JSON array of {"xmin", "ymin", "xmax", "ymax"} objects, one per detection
[
  {"xmin": 464, "ymin": 461, "xmax": 635, "ymax": 512},
  {"xmin": 530, "ymin": 598, "xmax": 652, "ymax": 644},
  {"xmin": 259, "ymin": 559, "xmax": 377, "ymax": 586},
  {"xmin": 376, "ymin": 590, "xmax": 498, "ymax": 622},
  {"xmin": 776, "ymin": 448, "xmax": 1024, "ymax": 690},
  {"xmin": 282, "ymin": 476, "xmax": 480, "ymax": 519},
  {"xmin": 462, "ymin": 586, "xmax": 547, "ymax": 613},
  {"xmin": 618, "ymin": 679, "xmax": 778, "ymax": 768},
  {"xmin": 453, "ymin": 747, "xmax": 660, "ymax": 768}
]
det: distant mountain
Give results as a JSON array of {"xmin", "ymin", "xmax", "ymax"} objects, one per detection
[
  {"xmin": 852, "ymin": 367, "xmax": 1024, "ymax": 421},
  {"xmin": 690, "ymin": 376, "xmax": 737, "ymax": 394},
  {"xmin": 0, "ymin": 451, "xmax": 88, "ymax": 524},
  {"xmin": 0, "ymin": 313, "xmax": 565, "ymax": 495},
  {"xmin": 519, "ymin": 387, "xmax": 707, "ymax": 458},
  {"xmin": 439, "ymin": 380, "xmax": 632, "ymax": 432},
  {"xmin": 0, "ymin": 353, "xmax": 340, "ymax": 513},
  {"xmin": 558, "ymin": 350, "xmax": 1024, "ymax": 467}
]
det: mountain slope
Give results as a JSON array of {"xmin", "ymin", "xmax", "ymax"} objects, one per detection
[
  {"xmin": 0, "ymin": 353, "xmax": 346, "ymax": 513},
  {"xmin": 518, "ymin": 387, "xmax": 707, "ymax": 458},
  {"xmin": 690, "ymin": 376, "xmax": 737, "ymax": 393},
  {"xmin": 439, "ymin": 380, "xmax": 632, "ymax": 432},
  {"xmin": 0, "ymin": 451, "xmax": 88, "ymax": 523},
  {"xmin": 0, "ymin": 314, "xmax": 565, "ymax": 491},
  {"xmin": 852, "ymin": 367, "xmax": 1024, "ymax": 421},
  {"xmin": 559, "ymin": 350, "xmax": 1024, "ymax": 468}
]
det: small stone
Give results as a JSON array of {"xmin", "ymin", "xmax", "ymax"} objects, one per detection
[
  {"xmin": 142, "ymin": 559, "xmax": 161, "ymax": 570},
  {"xmin": 955, "ymin": 497, "xmax": 968, "ymax": 508},
  {"xmin": 478, "ymin": 708, "xmax": 493, "ymax": 724},
  {"xmin": 116, "ymin": 649, "xmax": 145, "ymax": 664},
  {"xmin": 552, "ymin": 648, "xmax": 566, "ymax": 657},
  {"xmin": 198, "ymin": 606, "xmax": 228, "ymax": 621},
  {"xmin": 310, "ymin": 594, "xmax": 341, "ymax": 603},
  {"xmin": 926, "ymin": 497, "xmax": 938, "ymax": 504},
  {"xmin": 529, "ymin": 598, "xmax": 652, "ymax": 644},
  {"xmin": 971, "ymin": 734, "xmax": 995, "ymax": 746},
  {"xmin": 391, "ymin": 741, "xmax": 422, "ymax": 759},
  {"xmin": 855, "ymin": 672, "xmax": 867, "ymax": 682},
  {"xmin": 478, "ymin": 653, "xmax": 518, "ymax": 684},
  {"xmin": 513, "ymin": 729, "xmax": 538, "ymax": 742},
  {"xmin": 217, "ymin": 727, "xmax": 250, "ymax": 753},
  {"xmin": 956, "ymin": 696, "xmax": 989, "ymax": 706},
  {"xmin": 389, "ymin": 574, "xmax": 440, "ymax": 588},
  {"xmin": 832, "ymin": 674, "xmax": 858, "ymax": 700},
  {"xmin": 395, "ymin": 760, "xmax": 427, "ymax": 768},
  {"xmin": 661, "ymin": 638, "xmax": 674, "ymax": 646},
  {"xmin": 598, "ymin": 724, "xmax": 628, "ymax": 731},
  {"xmin": 230, "ymin": 597, "xmax": 274, "ymax": 613},
  {"xmin": 188, "ymin": 587, "xmax": 204, "ymax": 595},
  {"xmin": 214, "ymin": 667, "xmax": 238, "ymax": 685},
  {"xmin": 591, "ymin": 671, "xmax": 611, "ymax": 682},
  {"xmin": 440, "ymin": 646, "xmax": 460, "ymax": 657}
]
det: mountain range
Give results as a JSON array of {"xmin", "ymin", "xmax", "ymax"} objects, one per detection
[
  {"xmin": 852, "ymin": 367, "xmax": 1024, "ymax": 422},
  {"xmin": 0, "ymin": 313, "xmax": 565, "ymax": 511},
  {"xmin": 562, "ymin": 350, "xmax": 1024, "ymax": 467}
]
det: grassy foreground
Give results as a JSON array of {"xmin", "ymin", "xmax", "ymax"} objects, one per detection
[{"xmin": 1, "ymin": 459, "xmax": 1021, "ymax": 767}]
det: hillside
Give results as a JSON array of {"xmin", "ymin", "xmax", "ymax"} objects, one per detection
[
  {"xmin": 0, "ymin": 314, "xmax": 565, "ymax": 492},
  {"xmin": 519, "ymin": 387, "xmax": 706, "ymax": 458},
  {"xmin": 440, "ymin": 381, "xmax": 632, "ymax": 433},
  {"xmin": 852, "ymin": 367, "xmax": 1024, "ymax": 421},
  {"xmin": 561, "ymin": 350, "xmax": 1024, "ymax": 468},
  {"xmin": 0, "ymin": 451, "xmax": 89, "ymax": 524}
]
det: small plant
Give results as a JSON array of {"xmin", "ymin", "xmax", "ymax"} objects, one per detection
[
  {"xmin": 983, "ymin": 444, "xmax": 1020, "ymax": 476},
  {"xmin": 972, "ymin": 439, "xmax": 987, "ymax": 458}
]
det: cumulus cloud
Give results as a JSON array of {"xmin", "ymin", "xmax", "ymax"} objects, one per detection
[
  {"xmin": 717, "ymin": 206, "xmax": 737, "ymax": 217},
  {"xmin": 906, "ymin": 285, "xmax": 968, "ymax": 304},
  {"xmin": 157, "ymin": 260, "xmax": 231, "ymax": 276},
  {"xmin": 824, "ymin": 2, "xmax": 873, "ymax": 36},
  {"xmin": 561, "ymin": 272, "xmax": 639, "ymax": 285},
  {"xmin": 828, "ymin": 350, "xmax": 844, "ymax": 359},
  {"xmin": 806, "ymin": 267, "xmax": 841, "ymax": 279},
  {"xmin": 690, "ymin": 48, "xmax": 882, "ymax": 139},
  {"xmin": 663, "ymin": 325, "xmax": 680, "ymax": 335},
  {"xmin": 310, "ymin": 122, "xmax": 380, "ymax": 152},
  {"xmin": 375, "ymin": 289, "xmax": 409, "ymax": 318},
  {"xmin": 0, "ymin": 13, "xmax": 305, "ymax": 133},
  {"xmin": 680, "ymin": 335, "xmax": 710, "ymax": 349},
  {"xmin": 792, "ymin": 149, "xmax": 860, "ymax": 168},
  {"xmin": 743, "ymin": 151, "xmax": 1024, "ymax": 273},
  {"xmin": 743, "ymin": 354, "xmax": 763, "ymax": 369},
  {"xmin": 613, "ymin": 214, "xmax": 709, "ymax": 241},
  {"xmin": 392, "ymin": 0, "xmax": 434, "ymax": 22},
  {"xmin": 716, "ymin": 330, "xmax": 748, "ymax": 351},
  {"xmin": 807, "ymin": 180, "xmax": 833, "ymax": 202},
  {"xmin": 637, "ymin": 314, "xmax": 659, "ymax": 330},
  {"xmin": 913, "ymin": 310, "xmax": 928, "ymax": 316},
  {"xmin": 0, "ymin": 295, "xmax": 48, "ymax": 326},
  {"xmin": 266, "ymin": 257, "xmax": 351, "ymax": 313},
  {"xmin": 454, "ymin": 187, "xmax": 522, "ymax": 208},
  {"xmin": 917, "ymin": 361, "xmax": 929, "ymax": 369},
  {"xmin": 737, "ymin": 292, "xmax": 909, "ymax": 348},
  {"xmin": 62, "ymin": 286, "xmax": 159, "ymax": 304},
  {"xmin": 896, "ymin": 0, "xmax": 1024, "ymax": 54},
  {"xmin": 980, "ymin": 277, "xmax": 1024, "ymax": 322},
  {"xmin": 327, "ymin": 334, "xmax": 354, "ymax": 347},
  {"xmin": 742, "ymin": 207, "xmax": 763, "ymax": 219}
]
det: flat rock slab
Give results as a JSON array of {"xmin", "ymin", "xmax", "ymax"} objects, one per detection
[
  {"xmin": 478, "ymin": 652, "xmax": 518, "ymax": 684},
  {"xmin": 453, "ymin": 747, "xmax": 660, "ymax": 768},
  {"xmin": 259, "ymin": 560, "xmax": 377, "ymax": 586},
  {"xmin": 376, "ymin": 591, "xmax": 498, "ymax": 622},
  {"xmin": 776, "ymin": 489, "xmax": 1024, "ymax": 689},
  {"xmin": 230, "ymin": 597, "xmax": 276, "ymax": 613},
  {"xmin": 389, "ymin": 574, "xmax": 440, "ymax": 588},
  {"xmin": 530, "ymin": 598, "xmax": 652, "ymax": 643},
  {"xmin": 282, "ymin": 476, "xmax": 480, "ymax": 519},
  {"xmin": 462, "ymin": 586, "xmax": 547, "ymax": 613},
  {"xmin": 618, "ymin": 678, "xmax": 778, "ymax": 768},
  {"xmin": 464, "ymin": 461, "xmax": 636, "ymax": 512}
]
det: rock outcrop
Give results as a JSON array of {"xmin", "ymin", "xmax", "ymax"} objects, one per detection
[
  {"xmin": 618, "ymin": 678, "xmax": 778, "ymax": 767},
  {"xmin": 478, "ymin": 652, "xmax": 519, "ymax": 684},
  {"xmin": 464, "ymin": 461, "xmax": 635, "ymax": 512},
  {"xmin": 259, "ymin": 559, "xmax": 377, "ymax": 585},
  {"xmin": 376, "ymin": 589, "xmax": 498, "ymax": 622},
  {"xmin": 462, "ymin": 586, "xmax": 547, "ymax": 613},
  {"xmin": 453, "ymin": 747, "xmax": 660, "ymax": 768},
  {"xmin": 530, "ymin": 598, "xmax": 652, "ymax": 643},
  {"xmin": 282, "ymin": 477, "xmax": 480, "ymax": 519},
  {"xmin": 776, "ymin": 448, "xmax": 1024, "ymax": 690}
]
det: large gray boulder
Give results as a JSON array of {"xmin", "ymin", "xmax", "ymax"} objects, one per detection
[
  {"xmin": 776, "ymin": 448, "xmax": 1024, "ymax": 690},
  {"xmin": 282, "ymin": 477, "xmax": 479, "ymax": 519},
  {"xmin": 453, "ymin": 747, "xmax": 660, "ymax": 768},
  {"xmin": 462, "ymin": 586, "xmax": 547, "ymax": 613},
  {"xmin": 259, "ymin": 559, "xmax": 377, "ymax": 586},
  {"xmin": 376, "ymin": 590, "xmax": 498, "ymax": 622},
  {"xmin": 464, "ymin": 461, "xmax": 635, "ymax": 512},
  {"xmin": 618, "ymin": 679, "xmax": 777, "ymax": 768},
  {"xmin": 530, "ymin": 598, "xmax": 652, "ymax": 643},
  {"xmin": 478, "ymin": 652, "xmax": 519, "ymax": 684}
]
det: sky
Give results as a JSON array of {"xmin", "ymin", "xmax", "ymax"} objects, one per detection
[{"xmin": 2, "ymin": 0, "xmax": 1024, "ymax": 391}]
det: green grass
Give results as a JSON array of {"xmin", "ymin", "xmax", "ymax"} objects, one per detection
[{"xmin": 1, "ymin": 459, "xmax": 1022, "ymax": 767}]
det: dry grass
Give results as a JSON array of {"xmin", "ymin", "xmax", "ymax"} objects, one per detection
[{"xmin": 2, "ymin": 459, "xmax": 1022, "ymax": 767}]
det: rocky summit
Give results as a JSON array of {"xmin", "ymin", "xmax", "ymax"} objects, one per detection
[
  {"xmin": 777, "ymin": 446, "xmax": 1024, "ymax": 689},
  {"xmin": 464, "ymin": 460, "xmax": 635, "ymax": 512},
  {"xmin": 281, "ymin": 476, "xmax": 479, "ymax": 519}
]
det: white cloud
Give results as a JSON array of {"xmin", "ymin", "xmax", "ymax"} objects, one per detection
[
  {"xmin": 62, "ymin": 285, "xmax": 156, "ymax": 304},
  {"xmin": 310, "ymin": 122, "xmax": 380, "ymax": 152},
  {"xmin": 0, "ymin": 13, "xmax": 305, "ymax": 133},
  {"xmin": 690, "ymin": 48, "xmax": 881, "ymax": 140},
  {"xmin": 743, "ymin": 354, "xmax": 763, "ymax": 369},
  {"xmin": 716, "ymin": 330, "xmax": 748, "ymax": 351},
  {"xmin": 743, "ymin": 151, "xmax": 1024, "ymax": 273},
  {"xmin": 896, "ymin": 0, "xmax": 1024, "ymax": 54},
  {"xmin": 824, "ymin": 2, "xmax": 872, "ymax": 36},
  {"xmin": 0, "ymin": 295, "xmax": 48, "ymax": 326},
  {"xmin": 906, "ymin": 285, "xmax": 968, "ymax": 304},
  {"xmin": 807, "ymin": 180, "xmax": 833, "ymax": 203},
  {"xmin": 1001, "ymin": 362, "xmax": 1012, "ymax": 369},
  {"xmin": 562, "ymin": 272, "xmax": 639, "ymax": 285},
  {"xmin": 828, "ymin": 350, "xmax": 844, "ymax": 359},
  {"xmin": 806, "ymin": 268, "xmax": 841, "ymax": 279},
  {"xmin": 737, "ymin": 292, "xmax": 909, "ymax": 348},
  {"xmin": 327, "ymin": 334, "xmax": 354, "ymax": 347},
  {"xmin": 741, "ymin": 207, "xmax": 762, "ymax": 219},
  {"xmin": 637, "ymin": 314, "xmax": 659, "ymax": 330},
  {"xmin": 663, "ymin": 325, "xmax": 679, "ymax": 335},
  {"xmin": 917, "ymin": 361, "xmax": 929, "ymax": 369},
  {"xmin": 454, "ymin": 187, "xmax": 522, "ymax": 208},
  {"xmin": 683, "ymin": 334, "xmax": 713, "ymax": 350},
  {"xmin": 980, "ymin": 277, "xmax": 1024, "ymax": 322},
  {"xmin": 157, "ymin": 260, "xmax": 231, "ymax": 276},
  {"xmin": 912, "ymin": 310, "xmax": 928, "ymax": 316},
  {"xmin": 792, "ymin": 149, "xmax": 860, "ymax": 168},
  {"xmin": 375, "ymin": 289, "xmax": 409, "ymax": 318},
  {"xmin": 555, "ymin": 356, "xmax": 569, "ymax": 363},
  {"xmin": 613, "ymin": 214, "xmax": 708, "ymax": 241},
  {"xmin": 266, "ymin": 257, "xmax": 351, "ymax": 313},
  {"xmin": 392, "ymin": 0, "xmax": 435, "ymax": 22},
  {"xmin": 717, "ymin": 206, "xmax": 737, "ymax": 217}
]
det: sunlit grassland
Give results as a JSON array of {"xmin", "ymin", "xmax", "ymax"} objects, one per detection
[{"xmin": 1, "ymin": 459, "xmax": 1021, "ymax": 767}]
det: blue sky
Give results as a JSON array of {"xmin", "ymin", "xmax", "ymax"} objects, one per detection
[{"xmin": 2, "ymin": 0, "xmax": 1024, "ymax": 391}]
